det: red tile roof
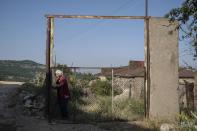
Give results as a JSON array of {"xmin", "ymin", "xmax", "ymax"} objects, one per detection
[
  {"xmin": 97, "ymin": 61, "xmax": 196, "ymax": 78},
  {"xmin": 179, "ymin": 68, "xmax": 195, "ymax": 78},
  {"xmin": 114, "ymin": 67, "xmax": 144, "ymax": 78}
]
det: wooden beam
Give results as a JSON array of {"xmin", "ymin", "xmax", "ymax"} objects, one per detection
[
  {"xmin": 46, "ymin": 17, "xmax": 52, "ymax": 123},
  {"xmin": 45, "ymin": 15, "xmax": 147, "ymax": 19}
]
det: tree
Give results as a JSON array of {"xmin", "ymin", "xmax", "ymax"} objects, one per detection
[{"xmin": 165, "ymin": 0, "xmax": 197, "ymax": 58}]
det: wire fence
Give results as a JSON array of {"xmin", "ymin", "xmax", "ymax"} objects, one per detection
[{"xmin": 51, "ymin": 67, "xmax": 145, "ymax": 122}]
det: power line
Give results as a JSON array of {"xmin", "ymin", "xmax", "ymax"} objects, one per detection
[
  {"xmin": 109, "ymin": 0, "xmax": 137, "ymax": 15},
  {"xmin": 57, "ymin": 0, "xmax": 142, "ymax": 43},
  {"xmin": 54, "ymin": 0, "xmax": 144, "ymax": 62}
]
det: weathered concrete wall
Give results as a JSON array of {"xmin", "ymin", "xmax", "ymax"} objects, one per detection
[{"xmin": 148, "ymin": 18, "xmax": 179, "ymax": 120}]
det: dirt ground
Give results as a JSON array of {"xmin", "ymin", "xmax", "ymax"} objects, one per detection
[{"xmin": 0, "ymin": 82, "xmax": 154, "ymax": 131}]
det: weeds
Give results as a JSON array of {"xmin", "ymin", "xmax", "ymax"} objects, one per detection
[
  {"xmin": 113, "ymin": 98, "xmax": 144, "ymax": 121},
  {"xmin": 176, "ymin": 112, "xmax": 197, "ymax": 131}
]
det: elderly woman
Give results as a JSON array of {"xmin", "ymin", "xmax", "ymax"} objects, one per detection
[{"xmin": 55, "ymin": 70, "xmax": 70, "ymax": 119}]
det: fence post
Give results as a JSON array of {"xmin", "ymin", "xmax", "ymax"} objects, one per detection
[
  {"xmin": 73, "ymin": 68, "xmax": 77, "ymax": 121},
  {"xmin": 111, "ymin": 68, "xmax": 114, "ymax": 120}
]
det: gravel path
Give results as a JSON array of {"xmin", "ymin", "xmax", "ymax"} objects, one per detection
[
  {"xmin": 0, "ymin": 83, "xmax": 20, "ymax": 131},
  {"xmin": 0, "ymin": 82, "xmax": 108, "ymax": 131}
]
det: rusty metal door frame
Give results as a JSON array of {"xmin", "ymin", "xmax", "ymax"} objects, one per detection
[{"xmin": 45, "ymin": 1, "xmax": 150, "ymax": 122}]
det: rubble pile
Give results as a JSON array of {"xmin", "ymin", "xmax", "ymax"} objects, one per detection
[{"xmin": 20, "ymin": 90, "xmax": 45, "ymax": 116}]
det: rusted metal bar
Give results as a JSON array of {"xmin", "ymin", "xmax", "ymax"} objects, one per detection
[
  {"xmin": 144, "ymin": 66, "xmax": 147, "ymax": 117},
  {"xmin": 145, "ymin": 16, "xmax": 151, "ymax": 119},
  {"xmin": 45, "ymin": 15, "xmax": 146, "ymax": 19},
  {"xmin": 52, "ymin": 66, "xmax": 127, "ymax": 70},
  {"xmin": 144, "ymin": 0, "xmax": 150, "ymax": 119},
  {"xmin": 46, "ymin": 17, "xmax": 52, "ymax": 123}
]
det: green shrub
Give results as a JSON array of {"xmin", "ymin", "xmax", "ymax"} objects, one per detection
[
  {"xmin": 32, "ymin": 72, "xmax": 45, "ymax": 86},
  {"xmin": 91, "ymin": 80, "xmax": 112, "ymax": 96},
  {"xmin": 76, "ymin": 73, "xmax": 95, "ymax": 81},
  {"xmin": 68, "ymin": 74, "xmax": 77, "ymax": 87},
  {"xmin": 69, "ymin": 86, "xmax": 83, "ymax": 101},
  {"xmin": 97, "ymin": 96, "xmax": 112, "ymax": 119},
  {"xmin": 129, "ymin": 98, "xmax": 144, "ymax": 115},
  {"xmin": 91, "ymin": 80, "xmax": 122, "ymax": 96}
]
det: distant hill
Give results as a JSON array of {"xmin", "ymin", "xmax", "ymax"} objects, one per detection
[{"xmin": 0, "ymin": 60, "xmax": 45, "ymax": 82}]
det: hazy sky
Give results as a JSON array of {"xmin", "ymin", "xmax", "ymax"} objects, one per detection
[{"xmin": 0, "ymin": 0, "xmax": 196, "ymax": 67}]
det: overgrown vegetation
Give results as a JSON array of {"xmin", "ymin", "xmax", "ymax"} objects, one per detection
[
  {"xmin": 18, "ymin": 64, "xmax": 145, "ymax": 122},
  {"xmin": 91, "ymin": 80, "xmax": 122, "ymax": 96},
  {"xmin": 176, "ymin": 112, "xmax": 197, "ymax": 131},
  {"xmin": 113, "ymin": 98, "xmax": 144, "ymax": 121},
  {"xmin": 18, "ymin": 68, "xmax": 197, "ymax": 130},
  {"xmin": 91, "ymin": 80, "xmax": 112, "ymax": 96}
]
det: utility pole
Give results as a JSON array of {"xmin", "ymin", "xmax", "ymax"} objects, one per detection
[{"xmin": 145, "ymin": 0, "xmax": 148, "ymax": 16}]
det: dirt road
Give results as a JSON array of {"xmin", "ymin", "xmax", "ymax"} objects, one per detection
[
  {"xmin": 0, "ymin": 82, "xmax": 109, "ymax": 131},
  {"xmin": 0, "ymin": 82, "xmax": 20, "ymax": 131},
  {"xmin": 0, "ymin": 82, "xmax": 151, "ymax": 131}
]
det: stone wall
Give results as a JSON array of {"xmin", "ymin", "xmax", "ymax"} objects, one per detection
[
  {"xmin": 113, "ymin": 77, "xmax": 144, "ymax": 100},
  {"xmin": 178, "ymin": 78, "xmax": 195, "ymax": 112},
  {"xmin": 114, "ymin": 75, "xmax": 195, "ymax": 114}
]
